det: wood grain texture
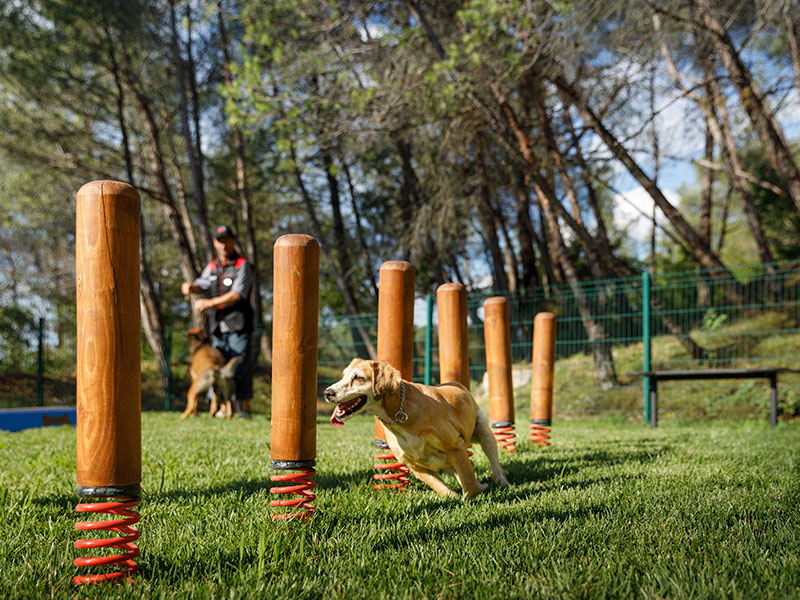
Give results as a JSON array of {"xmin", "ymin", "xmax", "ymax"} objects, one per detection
[
  {"xmin": 375, "ymin": 261, "xmax": 415, "ymax": 440},
  {"xmin": 271, "ymin": 234, "xmax": 319, "ymax": 462},
  {"xmin": 76, "ymin": 181, "xmax": 142, "ymax": 489},
  {"xmin": 530, "ymin": 312, "xmax": 557, "ymax": 422},
  {"xmin": 436, "ymin": 283, "xmax": 469, "ymax": 387},
  {"xmin": 483, "ymin": 297, "xmax": 514, "ymax": 424}
]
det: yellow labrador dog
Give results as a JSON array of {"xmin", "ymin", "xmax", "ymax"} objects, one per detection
[{"xmin": 325, "ymin": 359, "xmax": 508, "ymax": 497}]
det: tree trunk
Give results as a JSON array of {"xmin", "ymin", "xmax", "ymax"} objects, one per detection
[
  {"xmin": 477, "ymin": 151, "xmax": 509, "ymax": 291},
  {"xmin": 534, "ymin": 186, "xmax": 618, "ymax": 389},
  {"xmin": 169, "ymin": 0, "xmax": 211, "ymax": 262},
  {"xmin": 341, "ymin": 158, "xmax": 378, "ymax": 299},
  {"xmin": 290, "ymin": 141, "xmax": 377, "ymax": 359},
  {"xmin": 491, "ymin": 77, "xmax": 706, "ymax": 360},
  {"xmin": 122, "ymin": 65, "xmax": 202, "ymax": 325},
  {"xmin": 694, "ymin": 0, "xmax": 800, "ymax": 213},
  {"xmin": 532, "ymin": 86, "xmax": 607, "ymax": 282},
  {"xmin": 656, "ymin": 12, "xmax": 776, "ymax": 273},
  {"xmin": 105, "ymin": 23, "xmax": 168, "ymax": 389},
  {"xmin": 698, "ymin": 125, "xmax": 713, "ymax": 308},
  {"xmin": 185, "ymin": 5, "xmax": 210, "ymax": 255},
  {"xmin": 511, "ymin": 168, "xmax": 541, "ymax": 293},
  {"xmin": 552, "ymin": 74, "xmax": 745, "ymax": 305},
  {"xmin": 218, "ymin": 1, "xmax": 271, "ymax": 365},
  {"xmin": 785, "ymin": 2, "xmax": 800, "ymax": 93},
  {"xmin": 704, "ymin": 69, "xmax": 775, "ymax": 270}
]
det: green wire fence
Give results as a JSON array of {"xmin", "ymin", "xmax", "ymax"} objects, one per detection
[{"xmin": 3, "ymin": 260, "xmax": 799, "ymax": 420}]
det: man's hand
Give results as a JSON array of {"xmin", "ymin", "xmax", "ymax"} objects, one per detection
[
  {"xmin": 181, "ymin": 282, "xmax": 193, "ymax": 296},
  {"xmin": 195, "ymin": 298, "xmax": 214, "ymax": 312}
]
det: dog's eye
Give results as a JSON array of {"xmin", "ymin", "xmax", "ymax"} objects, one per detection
[{"xmin": 352, "ymin": 375, "xmax": 365, "ymax": 383}]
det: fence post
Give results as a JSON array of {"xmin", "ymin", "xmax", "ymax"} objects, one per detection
[
  {"xmin": 424, "ymin": 294, "xmax": 433, "ymax": 386},
  {"xmin": 36, "ymin": 317, "xmax": 44, "ymax": 407},
  {"xmin": 164, "ymin": 331, "xmax": 172, "ymax": 412},
  {"xmin": 642, "ymin": 271, "xmax": 651, "ymax": 424}
]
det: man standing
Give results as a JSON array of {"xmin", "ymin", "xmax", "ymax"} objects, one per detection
[{"xmin": 182, "ymin": 225, "xmax": 254, "ymax": 418}]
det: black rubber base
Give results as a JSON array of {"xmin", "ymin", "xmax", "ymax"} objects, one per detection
[
  {"xmin": 374, "ymin": 438, "xmax": 389, "ymax": 449},
  {"xmin": 530, "ymin": 419, "xmax": 552, "ymax": 426},
  {"xmin": 271, "ymin": 459, "xmax": 316, "ymax": 470},
  {"xmin": 490, "ymin": 420, "xmax": 514, "ymax": 428},
  {"xmin": 77, "ymin": 484, "xmax": 141, "ymax": 498}
]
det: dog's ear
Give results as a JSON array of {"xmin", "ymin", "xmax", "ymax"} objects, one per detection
[{"xmin": 370, "ymin": 361, "xmax": 401, "ymax": 398}]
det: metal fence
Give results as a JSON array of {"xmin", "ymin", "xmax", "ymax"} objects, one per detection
[
  {"xmin": 3, "ymin": 260, "xmax": 800, "ymax": 420},
  {"xmin": 317, "ymin": 261, "xmax": 800, "ymax": 421}
]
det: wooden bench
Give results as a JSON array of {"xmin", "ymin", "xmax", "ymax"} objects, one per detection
[{"xmin": 629, "ymin": 368, "xmax": 796, "ymax": 429}]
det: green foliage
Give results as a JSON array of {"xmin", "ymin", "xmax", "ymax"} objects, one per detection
[
  {"xmin": 0, "ymin": 306, "xmax": 37, "ymax": 370},
  {"xmin": 701, "ymin": 308, "xmax": 728, "ymax": 332}
]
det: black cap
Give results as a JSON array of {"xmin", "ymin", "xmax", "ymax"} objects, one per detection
[{"xmin": 213, "ymin": 224, "xmax": 235, "ymax": 239}]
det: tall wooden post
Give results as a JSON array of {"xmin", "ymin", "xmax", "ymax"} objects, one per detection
[
  {"xmin": 529, "ymin": 312, "xmax": 556, "ymax": 446},
  {"xmin": 373, "ymin": 261, "xmax": 415, "ymax": 490},
  {"xmin": 484, "ymin": 297, "xmax": 516, "ymax": 452},
  {"xmin": 74, "ymin": 180, "xmax": 142, "ymax": 584},
  {"xmin": 270, "ymin": 234, "xmax": 319, "ymax": 519},
  {"xmin": 437, "ymin": 283, "xmax": 469, "ymax": 387}
]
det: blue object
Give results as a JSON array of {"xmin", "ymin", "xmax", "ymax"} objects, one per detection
[{"xmin": 0, "ymin": 406, "xmax": 77, "ymax": 432}]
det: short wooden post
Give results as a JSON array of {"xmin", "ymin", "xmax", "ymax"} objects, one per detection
[
  {"xmin": 484, "ymin": 297, "xmax": 515, "ymax": 452},
  {"xmin": 76, "ymin": 181, "xmax": 141, "ymax": 498},
  {"xmin": 73, "ymin": 180, "xmax": 142, "ymax": 584},
  {"xmin": 270, "ymin": 234, "xmax": 319, "ymax": 519},
  {"xmin": 437, "ymin": 283, "xmax": 469, "ymax": 387},
  {"xmin": 373, "ymin": 261, "xmax": 414, "ymax": 490},
  {"xmin": 529, "ymin": 312, "xmax": 556, "ymax": 446}
]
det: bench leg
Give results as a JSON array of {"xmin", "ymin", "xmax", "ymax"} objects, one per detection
[
  {"xmin": 650, "ymin": 381, "xmax": 658, "ymax": 429},
  {"xmin": 769, "ymin": 376, "xmax": 777, "ymax": 428}
]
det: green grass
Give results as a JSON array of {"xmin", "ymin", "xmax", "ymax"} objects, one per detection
[{"xmin": 0, "ymin": 415, "xmax": 798, "ymax": 599}]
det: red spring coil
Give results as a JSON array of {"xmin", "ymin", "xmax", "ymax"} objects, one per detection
[
  {"xmin": 493, "ymin": 425, "xmax": 517, "ymax": 452},
  {"xmin": 373, "ymin": 452, "xmax": 410, "ymax": 490},
  {"xmin": 529, "ymin": 423, "xmax": 551, "ymax": 446},
  {"xmin": 73, "ymin": 497, "xmax": 140, "ymax": 585},
  {"xmin": 269, "ymin": 468, "xmax": 316, "ymax": 521}
]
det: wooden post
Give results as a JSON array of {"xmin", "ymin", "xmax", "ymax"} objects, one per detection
[
  {"xmin": 437, "ymin": 283, "xmax": 469, "ymax": 387},
  {"xmin": 373, "ymin": 262, "xmax": 414, "ymax": 490},
  {"xmin": 529, "ymin": 312, "xmax": 556, "ymax": 446},
  {"xmin": 75, "ymin": 181, "xmax": 141, "ymax": 498},
  {"xmin": 269, "ymin": 234, "xmax": 319, "ymax": 520},
  {"xmin": 374, "ymin": 261, "xmax": 415, "ymax": 442},
  {"xmin": 270, "ymin": 234, "xmax": 319, "ymax": 468},
  {"xmin": 484, "ymin": 297, "xmax": 516, "ymax": 452}
]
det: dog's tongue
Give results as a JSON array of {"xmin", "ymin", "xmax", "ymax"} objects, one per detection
[{"xmin": 330, "ymin": 406, "xmax": 344, "ymax": 428}]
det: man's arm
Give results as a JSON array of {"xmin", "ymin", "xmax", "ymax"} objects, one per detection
[
  {"xmin": 194, "ymin": 260, "xmax": 250, "ymax": 312},
  {"xmin": 182, "ymin": 264, "xmax": 213, "ymax": 297},
  {"xmin": 195, "ymin": 290, "xmax": 243, "ymax": 312}
]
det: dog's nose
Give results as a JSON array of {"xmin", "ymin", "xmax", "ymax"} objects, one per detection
[{"xmin": 324, "ymin": 388, "xmax": 336, "ymax": 402}]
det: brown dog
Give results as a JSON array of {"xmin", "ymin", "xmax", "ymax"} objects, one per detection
[
  {"xmin": 324, "ymin": 358, "xmax": 509, "ymax": 497},
  {"xmin": 181, "ymin": 328, "xmax": 242, "ymax": 419}
]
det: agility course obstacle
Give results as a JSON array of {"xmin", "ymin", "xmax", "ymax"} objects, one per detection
[
  {"xmin": 529, "ymin": 312, "xmax": 556, "ymax": 446},
  {"xmin": 483, "ymin": 297, "xmax": 516, "ymax": 452},
  {"xmin": 73, "ymin": 181, "xmax": 142, "ymax": 584},
  {"xmin": 436, "ymin": 282, "xmax": 475, "ymax": 460},
  {"xmin": 436, "ymin": 283, "xmax": 469, "ymax": 387},
  {"xmin": 269, "ymin": 234, "xmax": 319, "ymax": 520},
  {"xmin": 373, "ymin": 261, "xmax": 415, "ymax": 491}
]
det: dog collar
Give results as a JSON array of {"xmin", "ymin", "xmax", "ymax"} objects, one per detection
[{"xmin": 381, "ymin": 382, "xmax": 408, "ymax": 425}]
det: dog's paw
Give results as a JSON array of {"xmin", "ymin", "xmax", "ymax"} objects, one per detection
[{"xmin": 493, "ymin": 474, "xmax": 510, "ymax": 486}]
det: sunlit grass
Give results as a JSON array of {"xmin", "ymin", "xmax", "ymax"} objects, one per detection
[{"xmin": 0, "ymin": 414, "xmax": 798, "ymax": 599}]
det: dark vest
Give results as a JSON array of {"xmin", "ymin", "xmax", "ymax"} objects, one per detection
[{"xmin": 207, "ymin": 256, "xmax": 253, "ymax": 334}]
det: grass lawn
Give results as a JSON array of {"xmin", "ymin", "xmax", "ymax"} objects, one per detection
[{"xmin": 0, "ymin": 414, "xmax": 798, "ymax": 599}]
